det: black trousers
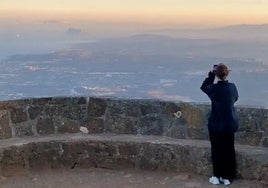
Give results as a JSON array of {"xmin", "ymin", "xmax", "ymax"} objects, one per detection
[{"xmin": 209, "ymin": 131, "xmax": 236, "ymax": 179}]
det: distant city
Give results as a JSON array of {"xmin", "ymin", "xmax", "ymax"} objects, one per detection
[{"xmin": 1, "ymin": 23, "xmax": 268, "ymax": 108}]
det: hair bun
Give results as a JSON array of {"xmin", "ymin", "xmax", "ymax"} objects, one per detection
[{"xmin": 216, "ymin": 63, "xmax": 229, "ymax": 80}]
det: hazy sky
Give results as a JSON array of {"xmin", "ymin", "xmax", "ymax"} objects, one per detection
[{"xmin": 1, "ymin": 0, "xmax": 268, "ymax": 26}]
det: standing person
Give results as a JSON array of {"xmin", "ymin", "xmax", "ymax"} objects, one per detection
[{"xmin": 200, "ymin": 63, "xmax": 239, "ymax": 186}]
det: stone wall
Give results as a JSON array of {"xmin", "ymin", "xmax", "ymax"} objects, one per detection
[
  {"xmin": 0, "ymin": 97, "xmax": 267, "ymax": 147},
  {"xmin": 1, "ymin": 134, "xmax": 268, "ymax": 183}
]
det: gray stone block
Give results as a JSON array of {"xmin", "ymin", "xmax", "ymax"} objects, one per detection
[
  {"xmin": 88, "ymin": 97, "xmax": 107, "ymax": 117},
  {"xmin": 36, "ymin": 117, "xmax": 54, "ymax": 135},
  {"xmin": 0, "ymin": 146, "xmax": 29, "ymax": 177},
  {"xmin": 106, "ymin": 115, "xmax": 139, "ymax": 134},
  {"xmin": 163, "ymin": 123, "xmax": 187, "ymax": 139},
  {"xmin": 140, "ymin": 101, "xmax": 162, "ymax": 115},
  {"xmin": 10, "ymin": 107, "xmax": 27, "ymax": 123},
  {"xmin": 84, "ymin": 117, "xmax": 104, "ymax": 134},
  {"xmin": 261, "ymin": 136, "xmax": 268, "ymax": 147},
  {"xmin": 13, "ymin": 121, "xmax": 34, "ymax": 137},
  {"xmin": 235, "ymin": 131, "xmax": 264, "ymax": 146},
  {"xmin": 0, "ymin": 111, "xmax": 12, "ymax": 139},
  {"xmin": 56, "ymin": 117, "xmax": 80, "ymax": 134},
  {"xmin": 160, "ymin": 101, "xmax": 182, "ymax": 117},
  {"xmin": 139, "ymin": 114, "xmax": 163, "ymax": 135},
  {"xmin": 28, "ymin": 142, "xmax": 65, "ymax": 170},
  {"xmin": 181, "ymin": 104, "xmax": 205, "ymax": 128},
  {"xmin": 28, "ymin": 105, "xmax": 44, "ymax": 120},
  {"xmin": 107, "ymin": 99, "xmax": 141, "ymax": 117}
]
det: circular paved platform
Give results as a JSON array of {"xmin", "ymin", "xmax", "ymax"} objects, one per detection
[{"xmin": 0, "ymin": 167, "xmax": 261, "ymax": 188}]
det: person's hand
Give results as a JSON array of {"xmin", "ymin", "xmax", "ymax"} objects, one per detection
[{"xmin": 208, "ymin": 71, "xmax": 215, "ymax": 77}]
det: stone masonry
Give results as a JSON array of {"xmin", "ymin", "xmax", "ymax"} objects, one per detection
[
  {"xmin": 0, "ymin": 97, "xmax": 267, "ymax": 185},
  {"xmin": 0, "ymin": 134, "xmax": 267, "ymax": 185},
  {"xmin": 0, "ymin": 97, "xmax": 267, "ymax": 147}
]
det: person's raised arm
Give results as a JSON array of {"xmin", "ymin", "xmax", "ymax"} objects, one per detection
[{"xmin": 200, "ymin": 71, "xmax": 215, "ymax": 95}]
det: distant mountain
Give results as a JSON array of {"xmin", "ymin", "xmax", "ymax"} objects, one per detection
[
  {"xmin": 151, "ymin": 24, "xmax": 268, "ymax": 40},
  {"xmin": 209, "ymin": 24, "xmax": 268, "ymax": 39},
  {"xmin": 216, "ymin": 24, "xmax": 268, "ymax": 32},
  {"xmin": 2, "ymin": 29, "xmax": 268, "ymax": 107},
  {"xmin": 8, "ymin": 30, "xmax": 268, "ymax": 62}
]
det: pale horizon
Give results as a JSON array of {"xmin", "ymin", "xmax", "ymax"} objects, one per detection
[{"xmin": 1, "ymin": 0, "xmax": 268, "ymax": 28}]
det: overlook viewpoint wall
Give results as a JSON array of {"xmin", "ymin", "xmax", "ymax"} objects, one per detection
[
  {"xmin": 0, "ymin": 97, "xmax": 268, "ymax": 185},
  {"xmin": 0, "ymin": 97, "xmax": 267, "ymax": 147}
]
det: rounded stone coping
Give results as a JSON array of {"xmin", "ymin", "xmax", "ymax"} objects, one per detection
[{"xmin": 0, "ymin": 133, "xmax": 267, "ymax": 184}]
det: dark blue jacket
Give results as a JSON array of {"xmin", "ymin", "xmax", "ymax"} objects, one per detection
[{"xmin": 201, "ymin": 72, "xmax": 239, "ymax": 133}]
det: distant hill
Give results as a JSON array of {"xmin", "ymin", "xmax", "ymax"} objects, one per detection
[
  {"xmin": 2, "ymin": 29, "xmax": 268, "ymax": 107},
  {"xmin": 216, "ymin": 24, "xmax": 268, "ymax": 32},
  {"xmin": 151, "ymin": 24, "xmax": 268, "ymax": 40},
  {"xmin": 209, "ymin": 24, "xmax": 268, "ymax": 39}
]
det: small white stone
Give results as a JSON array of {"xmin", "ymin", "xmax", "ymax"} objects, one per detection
[
  {"xmin": 174, "ymin": 111, "xmax": 182, "ymax": 119},
  {"xmin": 80, "ymin": 126, "xmax": 89, "ymax": 134}
]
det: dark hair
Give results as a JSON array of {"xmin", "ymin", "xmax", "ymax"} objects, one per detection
[{"xmin": 216, "ymin": 63, "xmax": 229, "ymax": 80}]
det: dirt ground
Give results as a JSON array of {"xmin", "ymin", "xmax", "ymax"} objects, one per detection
[{"xmin": 0, "ymin": 167, "xmax": 263, "ymax": 188}]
